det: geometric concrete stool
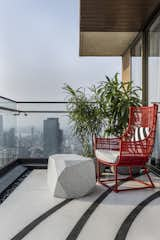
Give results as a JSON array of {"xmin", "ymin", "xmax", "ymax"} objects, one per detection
[{"xmin": 47, "ymin": 154, "xmax": 96, "ymax": 199}]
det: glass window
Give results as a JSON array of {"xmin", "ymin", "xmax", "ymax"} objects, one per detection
[
  {"xmin": 148, "ymin": 16, "xmax": 160, "ymax": 166},
  {"xmin": 148, "ymin": 15, "xmax": 160, "ymax": 104},
  {"xmin": 131, "ymin": 38, "xmax": 143, "ymax": 97}
]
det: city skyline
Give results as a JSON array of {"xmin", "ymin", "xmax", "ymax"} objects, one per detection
[{"xmin": 0, "ymin": 114, "xmax": 83, "ymax": 165}]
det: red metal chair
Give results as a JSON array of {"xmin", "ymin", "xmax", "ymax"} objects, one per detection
[{"xmin": 94, "ymin": 104, "xmax": 158, "ymax": 192}]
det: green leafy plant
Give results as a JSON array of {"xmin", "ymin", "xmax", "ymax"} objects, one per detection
[
  {"xmin": 91, "ymin": 73, "xmax": 142, "ymax": 136},
  {"xmin": 64, "ymin": 84, "xmax": 102, "ymax": 157},
  {"xmin": 64, "ymin": 73, "xmax": 142, "ymax": 156}
]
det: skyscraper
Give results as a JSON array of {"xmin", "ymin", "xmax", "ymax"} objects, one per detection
[
  {"xmin": 7, "ymin": 128, "xmax": 16, "ymax": 148},
  {"xmin": 43, "ymin": 118, "xmax": 63, "ymax": 157}
]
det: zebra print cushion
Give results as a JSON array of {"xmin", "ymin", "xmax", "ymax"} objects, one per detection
[{"xmin": 132, "ymin": 127, "xmax": 150, "ymax": 141}]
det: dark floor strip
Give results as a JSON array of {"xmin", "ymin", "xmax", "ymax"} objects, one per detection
[
  {"xmin": 0, "ymin": 170, "xmax": 31, "ymax": 205},
  {"xmin": 65, "ymin": 186, "xmax": 114, "ymax": 240},
  {"xmin": 11, "ymin": 199, "xmax": 73, "ymax": 240},
  {"xmin": 65, "ymin": 172, "xmax": 146, "ymax": 240},
  {"xmin": 10, "ymin": 172, "xmax": 145, "ymax": 240},
  {"xmin": 115, "ymin": 191, "xmax": 160, "ymax": 240},
  {"xmin": 0, "ymin": 166, "xmax": 28, "ymax": 195}
]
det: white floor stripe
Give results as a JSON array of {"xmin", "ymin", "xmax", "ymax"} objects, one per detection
[
  {"xmin": 0, "ymin": 170, "xmax": 159, "ymax": 240},
  {"xmin": 0, "ymin": 170, "xmax": 63, "ymax": 240},
  {"xmin": 0, "ymin": 170, "xmax": 105, "ymax": 240},
  {"xmin": 78, "ymin": 174, "xmax": 160, "ymax": 240},
  {"xmin": 23, "ymin": 187, "xmax": 105, "ymax": 240},
  {"xmin": 127, "ymin": 189, "xmax": 160, "ymax": 240}
]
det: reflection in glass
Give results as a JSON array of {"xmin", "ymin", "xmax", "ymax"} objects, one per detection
[
  {"xmin": 148, "ymin": 15, "xmax": 160, "ymax": 104},
  {"xmin": 0, "ymin": 110, "xmax": 17, "ymax": 168},
  {"xmin": 148, "ymin": 16, "xmax": 160, "ymax": 165},
  {"xmin": 0, "ymin": 100, "xmax": 83, "ymax": 168},
  {"xmin": 17, "ymin": 112, "xmax": 82, "ymax": 159},
  {"xmin": 131, "ymin": 37, "xmax": 142, "ymax": 97}
]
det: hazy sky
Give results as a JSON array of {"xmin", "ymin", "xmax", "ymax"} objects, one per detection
[{"xmin": 0, "ymin": 0, "xmax": 122, "ymax": 101}]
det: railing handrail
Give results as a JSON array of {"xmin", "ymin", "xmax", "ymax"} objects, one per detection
[
  {"xmin": 17, "ymin": 101, "xmax": 96, "ymax": 104},
  {"xmin": 0, "ymin": 96, "xmax": 97, "ymax": 113},
  {"xmin": 0, "ymin": 96, "xmax": 17, "ymax": 103},
  {"xmin": 0, "ymin": 107, "xmax": 69, "ymax": 114},
  {"xmin": 0, "ymin": 96, "xmax": 159, "ymax": 113}
]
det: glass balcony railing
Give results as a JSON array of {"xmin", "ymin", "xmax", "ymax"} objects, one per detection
[
  {"xmin": 0, "ymin": 96, "xmax": 17, "ymax": 111},
  {"xmin": 0, "ymin": 98, "xmax": 83, "ymax": 169},
  {"xmin": 0, "ymin": 96, "xmax": 160, "ymax": 171},
  {"xmin": 17, "ymin": 112, "xmax": 82, "ymax": 159},
  {"xmin": 0, "ymin": 98, "xmax": 17, "ymax": 168}
]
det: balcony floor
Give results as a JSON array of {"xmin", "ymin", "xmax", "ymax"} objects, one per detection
[{"xmin": 0, "ymin": 169, "xmax": 160, "ymax": 240}]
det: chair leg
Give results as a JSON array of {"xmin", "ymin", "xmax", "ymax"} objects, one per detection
[
  {"xmin": 144, "ymin": 166, "xmax": 155, "ymax": 188},
  {"xmin": 114, "ymin": 166, "xmax": 118, "ymax": 192},
  {"xmin": 97, "ymin": 164, "xmax": 155, "ymax": 192}
]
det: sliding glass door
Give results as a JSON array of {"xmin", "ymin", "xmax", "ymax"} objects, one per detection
[
  {"xmin": 148, "ymin": 16, "xmax": 160, "ymax": 167},
  {"xmin": 148, "ymin": 16, "xmax": 160, "ymax": 104},
  {"xmin": 131, "ymin": 37, "xmax": 142, "ymax": 98}
]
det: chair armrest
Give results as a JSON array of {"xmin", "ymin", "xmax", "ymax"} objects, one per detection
[{"xmin": 94, "ymin": 137, "xmax": 121, "ymax": 151}]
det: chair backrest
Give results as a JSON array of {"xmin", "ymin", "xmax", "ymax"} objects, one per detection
[{"xmin": 123, "ymin": 104, "xmax": 158, "ymax": 157}]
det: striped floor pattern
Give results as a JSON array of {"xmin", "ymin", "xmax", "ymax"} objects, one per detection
[{"xmin": 0, "ymin": 170, "xmax": 160, "ymax": 240}]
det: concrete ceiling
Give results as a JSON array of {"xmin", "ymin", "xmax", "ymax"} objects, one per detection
[
  {"xmin": 80, "ymin": 0, "xmax": 160, "ymax": 56},
  {"xmin": 80, "ymin": 32, "xmax": 138, "ymax": 56}
]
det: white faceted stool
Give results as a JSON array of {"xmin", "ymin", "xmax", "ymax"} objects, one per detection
[{"xmin": 47, "ymin": 154, "xmax": 96, "ymax": 199}]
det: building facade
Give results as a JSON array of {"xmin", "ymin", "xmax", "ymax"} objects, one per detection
[
  {"xmin": 80, "ymin": 0, "xmax": 160, "ymax": 168},
  {"xmin": 43, "ymin": 118, "xmax": 63, "ymax": 157}
]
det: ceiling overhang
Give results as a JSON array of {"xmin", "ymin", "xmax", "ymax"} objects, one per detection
[{"xmin": 80, "ymin": 0, "xmax": 160, "ymax": 56}]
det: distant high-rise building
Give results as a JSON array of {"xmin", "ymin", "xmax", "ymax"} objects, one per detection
[
  {"xmin": 31, "ymin": 126, "xmax": 35, "ymax": 146},
  {"xmin": 5, "ymin": 128, "xmax": 16, "ymax": 148},
  {"xmin": 43, "ymin": 118, "xmax": 63, "ymax": 157},
  {"xmin": 0, "ymin": 115, "xmax": 3, "ymax": 146}
]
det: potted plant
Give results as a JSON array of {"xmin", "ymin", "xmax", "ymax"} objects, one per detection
[
  {"xmin": 63, "ymin": 84, "xmax": 102, "ymax": 157},
  {"xmin": 91, "ymin": 73, "xmax": 142, "ymax": 136},
  {"xmin": 92, "ymin": 73, "xmax": 142, "ymax": 174},
  {"xmin": 64, "ymin": 73, "xmax": 142, "ymax": 174}
]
